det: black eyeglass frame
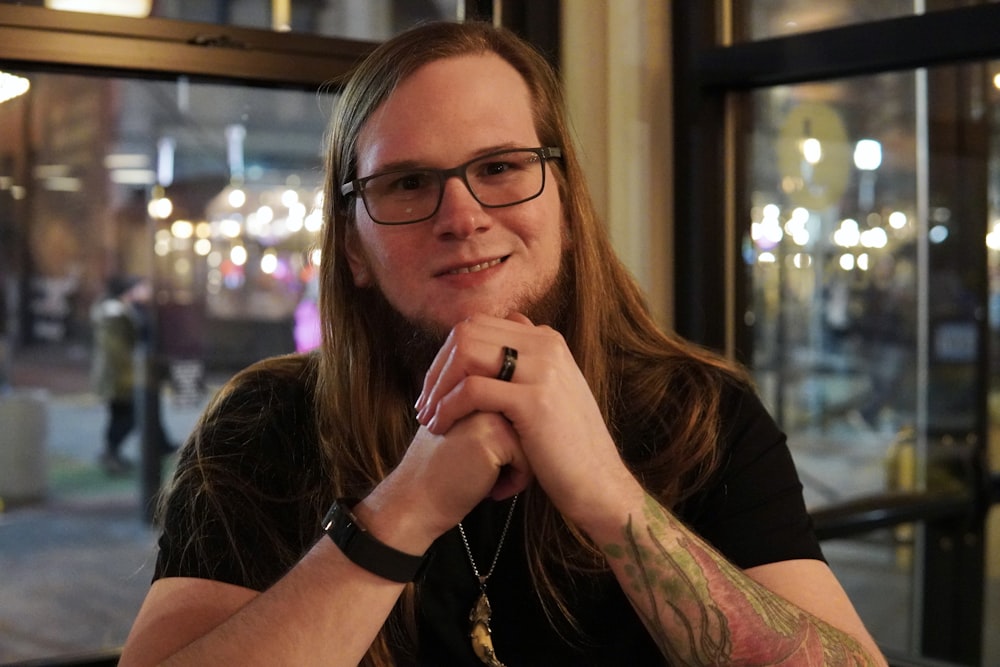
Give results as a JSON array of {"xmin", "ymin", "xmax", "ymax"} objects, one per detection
[{"xmin": 340, "ymin": 146, "xmax": 563, "ymax": 225}]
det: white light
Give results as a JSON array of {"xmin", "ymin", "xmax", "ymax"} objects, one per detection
[
  {"xmin": 103, "ymin": 154, "xmax": 149, "ymax": 169},
  {"xmin": 45, "ymin": 0, "xmax": 152, "ymax": 16},
  {"xmin": 109, "ymin": 169, "xmax": 156, "ymax": 185},
  {"xmin": 310, "ymin": 248, "xmax": 322, "ymax": 266},
  {"xmin": 839, "ymin": 254, "xmax": 856, "ymax": 270},
  {"xmin": 220, "ymin": 218, "xmax": 242, "ymax": 239},
  {"xmin": 305, "ymin": 210, "xmax": 324, "ymax": 233},
  {"xmin": 281, "ymin": 189, "xmax": 300, "ymax": 208},
  {"xmin": 758, "ymin": 252, "xmax": 776, "ymax": 264},
  {"xmin": 171, "ymin": 219, "xmax": 194, "ymax": 239},
  {"xmin": 230, "ymin": 245, "xmax": 248, "ymax": 266},
  {"xmin": 0, "ymin": 71, "xmax": 31, "ymax": 104},
  {"xmin": 147, "ymin": 197, "xmax": 173, "ymax": 219},
  {"xmin": 833, "ymin": 218, "xmax": 861, "ymax": 247},
  {"xmin": 762, "ymin": 203, "xmax": 780, "ymax": 219},
  {"xmin": 260, "ymin": 252, "xmax": 278, "ymax": 275},
  {"xmin": 857, "ymin": 253, "xmax": 869, "ymax": 271},
  {"xmin": 43, "ymin": 176, "xmax": 82, "ymax": 192},
  {"xmin": 228, "ymin": 188, "xmax": 247, "ymax": 208},
  {"xmin": 195, "ymin": 222, "xmax": 211, "ymax": 238},
  {"xmin": 854, "ymin": 139, "xmax": 882, "ymax": 171},
  {"xmin": 226, "ymin": 124, "xmax": 246, "ymax": 180},
  {"xmin": 256, "ymin": 205, "xmax": 274, "ymax": 224},
  {"xmin": 860, "ymin": 227, "xmax": 888, "ymax": 249},
  {"xmin": 194, "ymin": 238, "xmax": 212, "ymax": 256},
  {"xmin": 207, "ymin": 251, "xmax": 223, "ymax": 268},
  {"xmin": 792, "ymin": 253, "xmax": 812, "ymax": 268},
  {"xmin": 801, "ymin": 138, "xmax": 822, "ymax": 165},
  {"xmin": 888, "ymin": 211, "xmax": 908, "ymax": 229},
  {"xmin": 157, "ymin": 136, "xmax": 176, "ymax": 187}
]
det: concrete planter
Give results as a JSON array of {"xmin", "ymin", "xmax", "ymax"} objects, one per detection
[{"xmin": 0, "ymin": 389, "xmax": 49, "ymax": 506}]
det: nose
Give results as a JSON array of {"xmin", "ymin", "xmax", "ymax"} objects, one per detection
[{"xmin": 431, "ymin": 175, "xmax": 490, "ymax": 239}]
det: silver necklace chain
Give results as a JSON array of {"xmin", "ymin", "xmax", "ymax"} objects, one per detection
[{"xmin": 457, "ymin": 494, "xmax": 519, "ymax": 587}]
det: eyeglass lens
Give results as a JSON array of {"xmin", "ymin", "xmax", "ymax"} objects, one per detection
[{"xmin": 360, "ymin": 149, "xmax": 548, "ymax": 224}]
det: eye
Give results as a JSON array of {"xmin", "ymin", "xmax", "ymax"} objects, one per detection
[
  {"xmin": 474, "ymin": 154, "xmax": 533, "ymax": 180},
  {"xmin": 368, "ymin": 170, "xmax": 436, "ymax": 197},
  {"xmin": 392, "ymin": 171, "xmax": 434, "ymax": 192},
  {"xmin": 482, "ymin": 160, "xmax": 513, "ymax": 176}
]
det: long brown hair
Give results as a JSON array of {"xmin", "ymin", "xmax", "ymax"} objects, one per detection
[{"xmin": 314, "ymin": 20, "xmax": 748, "ymax": 664}]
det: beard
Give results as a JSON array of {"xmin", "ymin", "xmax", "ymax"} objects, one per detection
[{"xmin": 361, "ymin": 251, "xmax": 574, "ymax": 386}]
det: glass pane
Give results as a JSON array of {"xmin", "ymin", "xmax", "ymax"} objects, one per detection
[
  {"xmin": 743, "ymin": 64, "xmax": 998, "ymax": 662},
  {"xmin": 735, "ymin": 0, "xmax": 998, "ymax": 42},
  {"xmin": 0, "ymin": 69, "xmax": 330, "ymax": 662},
  {"xmin": 0, "ymin": 0, "xmax": 459, "ymax": 40}
]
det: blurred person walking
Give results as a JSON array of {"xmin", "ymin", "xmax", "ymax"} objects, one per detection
[{"xmin": 90, "ymin": 275, "xmax": 174, "ymax": 475}]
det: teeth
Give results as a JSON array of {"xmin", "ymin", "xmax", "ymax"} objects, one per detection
[{"xmin": 448, "ymin": 257, "xmax": 502, "ymax": 275}]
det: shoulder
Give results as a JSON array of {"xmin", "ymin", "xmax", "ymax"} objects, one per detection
[
  {"xmin": 204, "ymin": 353, "xmax": 319, "ymax": 433},
  {"xmin": 682, "ymin": 383, "xmax": 824, "ymax": 568},
  {"xmin": 156, "ymin": 352, "xmax": 325, "ymax": 589},
  {"xmin": 175, "ymin": 351, "xmax": 323, "ymax": 496}
]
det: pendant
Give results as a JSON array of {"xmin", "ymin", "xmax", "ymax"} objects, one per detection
[{"xmin": 469, "ymin": 591, "xmax": 506, "ymax": 667}]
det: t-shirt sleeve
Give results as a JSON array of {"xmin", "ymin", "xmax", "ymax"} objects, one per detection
[
  {"xmin": 153, "ymin": 358, "xmax": 323, "ymax": 591},
  {"xmin": 683, "ymin": 385, "xmax": 825, "ymax": 569}
]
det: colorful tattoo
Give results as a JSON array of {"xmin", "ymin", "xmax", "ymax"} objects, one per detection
[{"xmin": 602, "ymin": 494, "xmax": 880, "ymax": 665}]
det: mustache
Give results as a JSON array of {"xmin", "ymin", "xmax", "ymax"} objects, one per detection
[{"xmin": 356, "ymin": 252, "xmax": 573, "ymax": 386}]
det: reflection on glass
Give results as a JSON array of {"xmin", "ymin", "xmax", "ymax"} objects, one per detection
[
  {"xmin": 0, "ymin": 0, "xmax": 459, "ymax": 40},
  {"xmin": 746, "ymin": 63, "xmax": 1000, "ymax": 660},
  {"xmin": 745, "ymin": 71, "xmax": 922, "ymax": 654},
  {"xmin": 735, "ymin": 0, "xmax": 995, "ymax": 42},
  {"xmin": 0, "ymin": 70, "xmax": 331, "ymax": 663}
]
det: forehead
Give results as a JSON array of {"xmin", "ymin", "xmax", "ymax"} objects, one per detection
[{"xmin": 355, "ymin": 53, "xmax": 540, "ymax": 174}]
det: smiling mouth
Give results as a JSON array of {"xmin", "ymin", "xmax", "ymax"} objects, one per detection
[{"xmin": 445, "ymin": 256, "xmax": 506, "ymax": 275}]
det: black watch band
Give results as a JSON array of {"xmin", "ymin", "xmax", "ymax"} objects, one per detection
[{"xmin": 322, "ymin": 498, "xmax": 429, "ymax": 583}]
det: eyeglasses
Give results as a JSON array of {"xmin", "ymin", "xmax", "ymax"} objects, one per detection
[{"xmin": 341, "ymin": 146, "xmax": 562, "ymax": 225}]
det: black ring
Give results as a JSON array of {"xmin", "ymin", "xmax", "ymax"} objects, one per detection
[{"xmin": 496, "ymin": 346, "xmax": 518, "ymax": 382}]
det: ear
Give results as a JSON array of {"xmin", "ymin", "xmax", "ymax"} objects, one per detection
[{"xmin": 344, "ymin": 227, "xmax": 372, "ymax": 287}]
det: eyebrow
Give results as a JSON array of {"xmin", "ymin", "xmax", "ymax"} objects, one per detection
[{"xmin": 363, "ymin": 142, "xmax": 527, "ymax": 176}]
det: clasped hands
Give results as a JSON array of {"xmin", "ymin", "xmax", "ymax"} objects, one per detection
[{"xmin": 394, "ymin": 312, "xmax": 640, "ymax": 541}]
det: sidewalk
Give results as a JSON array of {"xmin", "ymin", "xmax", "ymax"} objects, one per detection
[{"xmin": 0, "ymin": 344, "xmax": 211, "ymax": 665}]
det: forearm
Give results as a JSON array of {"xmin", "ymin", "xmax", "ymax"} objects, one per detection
[
  {"xmin": 121, "ymin": 528, "xmax": 414, "ymax": 667},
  {"xmin": 599, "ymin": 494, "xmax": 883, "ymax": 666}
]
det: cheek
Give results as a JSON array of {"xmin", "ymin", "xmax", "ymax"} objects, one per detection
[{"xmin": 354, "ymin": 230, "xmax": 420, "ymax": 292}]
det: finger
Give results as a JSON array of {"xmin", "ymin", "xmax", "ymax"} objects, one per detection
[
  {"xmin": 426, "ymin": 374, "xmax": 521, "ymax": 435},
  {"xmin": 416, "ymin": 334, "xmax": 501, "ymax": 425},
  {"xmin": 417, "ymin": 316, "xmax": 530, "ymax": 421}
]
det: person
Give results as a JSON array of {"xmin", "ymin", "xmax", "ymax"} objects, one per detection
[
  {"xmin": 851, "ymin": 253, "xmax": 913, "ymax": 430},
  {"xmin": 90, "ymin": 275, "xmax": 175, "ymax": 474},
  {"xmin": 120, "ymin": 21, "xmax": 887, "ymax": 666}
]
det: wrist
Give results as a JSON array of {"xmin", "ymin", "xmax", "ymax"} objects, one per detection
[{"xmin": 323, "ymin": 498, "xmax": 432, "ymax": 583}]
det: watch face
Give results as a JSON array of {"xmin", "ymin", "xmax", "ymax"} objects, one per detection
[{"xmin": 325, "ymin": 502, "xmax": 358, "ymax": 545}]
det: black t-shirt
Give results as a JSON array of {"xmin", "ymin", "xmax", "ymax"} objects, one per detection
[{"xmin": 154, "ymin": 354, "xmax": 823, "ymax": 665}]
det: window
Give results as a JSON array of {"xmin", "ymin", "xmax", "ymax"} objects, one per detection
[{"xmin": 674, "ymin": 3, "xmax": 1000, "ymax": 664}]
